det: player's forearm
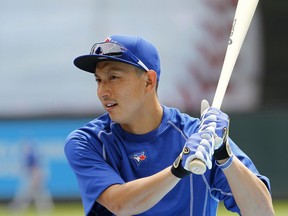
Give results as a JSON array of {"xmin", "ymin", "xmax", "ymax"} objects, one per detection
[
  {"xmin": 97, "ymin": 166, "xmax": 180, "ymax": 216},
  {"xmin": 222, "ymin": 156, "xmax": 275, "ymax": 216}
]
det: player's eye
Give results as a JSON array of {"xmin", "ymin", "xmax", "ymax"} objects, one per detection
[{"xmin": 109, "ymin": 75, "xmax": 119, "ymax": 80}]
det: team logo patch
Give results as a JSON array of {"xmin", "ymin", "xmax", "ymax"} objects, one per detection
[
  {"xmin": 130, "ymin": 151, "xmax": 147, "ymax": 165},
  {"xmin": 104, "ymin": 37, "xmax": 112, "ymax": 42}
]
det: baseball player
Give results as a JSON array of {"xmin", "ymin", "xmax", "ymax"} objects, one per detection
[{"xmin": 64, "ymin": 34, "xmax": 275, "ymax": 216}]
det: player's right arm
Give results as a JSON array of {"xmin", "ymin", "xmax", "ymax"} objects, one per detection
[
  {"xmin": 97, "ymin": 166, "xmax": 180, "ymax": 216},
  {"xmin": 97, "ymin": 128, "xmax": 216, "ymax": 215},
  {"xmin": 65, "ymin": 128, "xmax": 189, "ymax": 216}
]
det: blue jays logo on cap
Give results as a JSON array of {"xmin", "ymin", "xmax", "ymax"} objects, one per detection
[
  {"xmin": 104, "ymin": 37, "xmax": 112, "ymax": 42},
  {"xmin": 130, "ymin": 151, "xmax": 147, "ymax": 165}
]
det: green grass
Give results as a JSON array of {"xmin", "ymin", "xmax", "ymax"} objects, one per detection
[
  {"xmin": 217, "ymin": 200, "xmax": 288, "ymax": 215},
  {"xmin": 272, "ymin": 200, "xmax": 288, "ymax": 216},
  {"xmin": 0, "ymin": 202, "xmax": 84, "ymax": 216},
  {"xmin": 0, "ymin": 199, "xmax": 287, "ymax": 215}
]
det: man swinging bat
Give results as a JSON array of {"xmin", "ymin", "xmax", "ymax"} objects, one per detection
[
  {"xmin": 64, "ymin": 33, "xmax": 274, "ymax": 215},
  {"xmin": 64, "ymin": 1, "xmax": 275, "ymax": 215}
]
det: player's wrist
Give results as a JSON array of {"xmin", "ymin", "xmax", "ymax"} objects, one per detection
[
  {"xmin": 214, "ymin": 139, "xmax": 234, "ymax": 170},
  {"xmin": 216, "ymin": 158, "xmax": 229, "ymax": 165},
  {"xmin": 171, "ymin": 155, "xmax": 190, "ymax": 178},
  {"xmin": 213, "ymin": 139, "xmax": 232, "ymax": 161},
  {"xmin": 216, "ymin": 155, "xmax": 234, "ymax": 170}
]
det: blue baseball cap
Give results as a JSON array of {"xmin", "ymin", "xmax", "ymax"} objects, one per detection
[{"xmin": 74, "ymin": 34, "xmax": 161, "ymax": 81}]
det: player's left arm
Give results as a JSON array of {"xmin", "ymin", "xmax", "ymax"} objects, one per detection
[
  {"xmin": 219, "ymin": 156, "xmax": 275, "ymax": 216},
  {"xmin": 173, "ymin": 100, "xmax": 275, "ymax": 215},
  {"xmin": 199, "ymin": 101, "xmax": 275, "ymax": 216}
]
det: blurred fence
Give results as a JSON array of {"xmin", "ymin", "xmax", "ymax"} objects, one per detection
[
  {"xmin": 0, "ymin": 118, "xmax": 87, "ymax": 200},
  {"xmin": 229, "ymin": 110, "xmax": 288, "ymax": 198},
  {"xmin": 0, "ymin": 111, "xmax": 287, "ymax": 201}
]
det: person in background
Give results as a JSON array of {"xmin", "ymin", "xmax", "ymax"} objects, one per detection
[{"xmin": 9, "ymin": 140, "xmax": 54, "ymax": 215}]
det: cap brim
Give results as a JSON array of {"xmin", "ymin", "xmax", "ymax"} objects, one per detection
[{"xmin": 74, "ymin": 54, "xmax": 141, "ymax": 73}]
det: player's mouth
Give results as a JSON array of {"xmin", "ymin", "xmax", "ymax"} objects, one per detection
[{"xmin": 105, "ymin": 103, "xmax": 118, "ymax": 111}]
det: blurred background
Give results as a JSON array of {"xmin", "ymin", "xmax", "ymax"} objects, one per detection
[{"xmin": 0, "ymin": 0, "xmax": 287, "ymax": 215}]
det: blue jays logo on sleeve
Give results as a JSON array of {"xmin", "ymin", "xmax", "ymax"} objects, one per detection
[{"xmin": 130, "ymin": 151, "xmax": 147, "ymax": 165}]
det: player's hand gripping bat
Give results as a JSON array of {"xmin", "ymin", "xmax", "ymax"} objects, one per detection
[{"xmin": 189, "ymin": 0, "xmax": 260, "ymax": 175}]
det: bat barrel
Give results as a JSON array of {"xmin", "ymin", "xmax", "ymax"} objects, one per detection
[{"xmin": 189, "ymin": 0, "xmax": 259, "ymax": 175}]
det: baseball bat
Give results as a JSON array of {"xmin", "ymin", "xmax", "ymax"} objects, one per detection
[{"xmin": 189, "ymin": 0, "xmax": 259, "ymax": 175}]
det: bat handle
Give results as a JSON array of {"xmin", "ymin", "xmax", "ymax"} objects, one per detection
[{"xmin": 189, "ymin": 159, "xmax": 206, "ymax": 175}]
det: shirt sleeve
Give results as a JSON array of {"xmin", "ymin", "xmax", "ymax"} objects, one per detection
[
  {"xmin": 210, "ymin": 138, "xmax": 271, "ymax": 213},
  {"xmin": 64, "ymin": 130, "xmax": 125, "ymax": 215}
]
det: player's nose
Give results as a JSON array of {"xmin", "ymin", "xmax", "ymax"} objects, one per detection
[{"xmin": 97, "ymin": 80, "xmax": 111, "ymax": 99}]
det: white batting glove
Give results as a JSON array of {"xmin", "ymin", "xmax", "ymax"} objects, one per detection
[
  {"xmin": 182, "ymin": 130, "xmax": 215, "ymax": 170},
  {"xmin": 183, "ymin": 100, "xmax": 230, "ymax": 173},
  {"xmin": 171, "ymin": 130, "xmax": 215, "ymax": 178},
  {"xmin": 198, "ymin": 100, "xmax": 230, "ymax": 149},
  {"xmin": 171, "ymin": 100, "xmax": 230, "ymax": 178}
]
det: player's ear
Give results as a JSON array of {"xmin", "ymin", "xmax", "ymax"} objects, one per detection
[{"xmin": 145, "ymin": 70, "xmax": 157, "ymax": 91}]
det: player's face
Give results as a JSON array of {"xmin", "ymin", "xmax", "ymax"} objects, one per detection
[{"xmin": 95, "ymin": 61, "xmax": 148, "ymax": 125}]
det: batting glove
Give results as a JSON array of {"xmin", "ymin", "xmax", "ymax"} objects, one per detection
[
  {"xmin": 171, "ymin": 130, "xmax": 215, "ymax": 178},
  {"xmin": 199, "ymin": 100, "xmax": 229, "ymax": 149},
  {"xmin": 171, "ymin": 100, "xmax": 231, "ymax": 178},
  {"xmin": 199, "ymin": 100, "xmax": 232, "ymax": 162},
  {"xmin": 181, "ymin": 100, "xmax": 230, "ymax": 174}
]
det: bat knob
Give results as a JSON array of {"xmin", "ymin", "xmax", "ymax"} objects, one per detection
[{"xmin": 189, "ymin": 159, "xmax": 206, "ymax": 175}]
